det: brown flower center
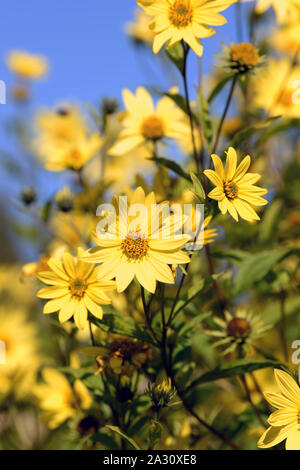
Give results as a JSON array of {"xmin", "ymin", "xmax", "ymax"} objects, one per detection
[
  {"xmin": 227, "ymin": 318, "xmax": 251, "ymax": 338},
  {"xmin": 224, "ymin": 181, "xmax": 238, "ymax": 200},
  {"xmin": 121, "ymin": 233, "xmax": 149, "ymax": 260},
  {"xmin": 69, "ymin": 278, "xmax": 87, "ymax": 298},
  {"xmin": 169, "ymin": 0, "xmax": 193, "ymax": 28},
  {"xmin": 141, "ymin": 115, "xmax": 165, "ymax": 140},
  {"xmin": 230, "ymin": 42, "xmax": 259, "ymax": 67}
]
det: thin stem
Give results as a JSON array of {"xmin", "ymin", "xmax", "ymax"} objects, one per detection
[
  {"xmin": 167, "ymin": 265, "xmax": 189, "ymax": 327},
  {"xmin": 141, "ymin": 286, "xmax": 160, "ymax": 345},
  {"xmin": 89, "ymin": 321, "xmax": 96, "ymax": 346},
  {"xmin": 279, "ymin": 291, "xmax": 288, "ymax": 362},
  {"xmin": 204, "ymin": 244, "xmax": 226, "ymax": 316},
  {"xmin": 211, "ymin": 74, "xmax": 238, "ymax": 158},
  {"xmin": 181, "ymin": 42, "xmax": 201, "ymax": 174}
]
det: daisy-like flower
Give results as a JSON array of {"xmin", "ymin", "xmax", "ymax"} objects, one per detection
[
  {"xmin": 204, "ymin": 147, "xmax": 268, "ymax": 222},
  {"xmin": 109, "ymin": 87, "xmax": 190, "ymax": 156},
  {"xmin": 36, "ymin": 250, "xmax": 116, "ymax": 329},
  {"xmin": 34, "ymin": 105, "xmax": 102, "ymax": 172},
  {"xmin": 253, "ymin": 58, "xmax": 300, "ymax": 118},
  {"xmin": 34, "ymin": 368, "xmax": 92, "ymax": 429},
  {"xmin": 126, "ymin": 8, "xmax": 155, "ymax": 44},
  {"xmin": 138, "ymin": 0, "xmax": 237, "ymax": 56},
  {"xmin": 258, "ymin": 368, "xmax": 300, "ymax": 450},
  {"xmin": 80, "ymin": 187, "xmax": 191, "ymax": 293},
  {"xmin": 206, "ymin": 309, "xmax": 272, "ymax": 356},
  {"xmin": 6, "ymin": 50, "xmax": 48, "ymax": 80},
  {"xmin": 254, "ymin": 0, "xmax": 300, "ymax": 25}
]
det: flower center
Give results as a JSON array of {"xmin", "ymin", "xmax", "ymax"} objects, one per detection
[
  {"xmin": 224, "ymin": 181, "xmax": 238, "ymax": 200},
  {"xmin": 227, "ymin": 318, "xmax": 251, "ymax": 338},
  {"xmin": 169, "ymin": 0, "xmax": 193, "ymax": 28},
  {"xmin": 279, "ymin": 89, "xmax": 293, "ymax": 107},
  {"xmin": 121, "ymin": 232, "xmax": 149, "ymax": 260},
  {"xmin": 230, "ymin": 42, "xmax": 259, "ymax": 67},
  {"xmin": 141, "ymin": 115, "xmax": 165, "ymax": 141},
  {"xmin": 69, "ymin": 278, "xmax": 87, "ymax": 298}
]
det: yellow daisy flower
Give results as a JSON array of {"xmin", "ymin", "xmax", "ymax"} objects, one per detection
[
  {"xmin": 6, "ymin": 50, "xmax": 48, "ymax": 80},
  {"xmin": 126, "ymin": 8, "xmax": 155, "ymax": 44},
  {"xmin": 81, "ymin": 187, "xmax": 191, "ymax": 293},
  {"xmin": 258, "ymin": 368, "xmax": 300, "ymax": 450},
  {"xmin": 34, "ymin": 368, "xmax": 92, "ymax": 429},
  {"xmin": 204, "ymin": 147, "xmax": 268, "ymax": 222},
  {"xmin": 36, "ymin": 250, "xmax": 116, "ymax": 329},
  {"xmin": 255, "ymin": 0, "xmax": 300, "ymax": 24},
  {"xmin": 138, "ymin": 0, "xmax": 237, "ymax": 56},
  {"xmin": 34, "ymin": 105, "xmax": 102, "ymax": 172},
  {"xmin": 109, "ymin": 87, "xmax": 190, "ymax": 156},
  {"xmin": 253, "ymin": 58, "xmax": 300, "ymax": 118}
]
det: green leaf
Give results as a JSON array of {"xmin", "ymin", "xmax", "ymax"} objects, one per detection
[
  {"xmin": 258, "ymin": 118, "xmax": 300, "ymax": 144},
  {"xmin": 198, "ymin": 90, "xmax": 213, "ymax": 150},
  {"xmin": 147, "ymin": 420, "xmax": 162, "ymax": 450},
  {"xmin": 89, "ymin": 313, "xmax": 159, "ymax": 346},
  {"xmin": 91, "ymin": 432, "xmax": 119, "ymax": 450},
  {"xmin": 190, "ymin": 172, "xmax": 205, "ymax": 203},
  {"xmin": 187, "ymin": 359, "xmax": 283, "ymax": 390},
  {"xmin": 231, "ymin": 116, "xmax": 280, "ymax": 149},
  {"xmin": 232, "ymin": 247, "xmax": 300, "ymax": 296},
  {"xmin": 208, "ymin": 74, "xmax": 235, "ymax": 104},
  {"xmin": 106, "ymin": 425, "xmax": 141, "ymax": 450},
  {"xmin": 165, "ymin": 42, "xmax": 185, "ymax": 74},
  {"xmin": 148, "ymin": 156, "xmax": 190, "ymax": 181},
  {"xmin": 259, "ymin": 199, "xmax": 282, "ymax": 244}
]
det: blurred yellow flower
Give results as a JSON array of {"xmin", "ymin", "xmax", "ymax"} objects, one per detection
[
  {"xmin": 109, "ymin": 87, "xmax": 190, "ymax": 156},
  {"xmin": 81, "ymin": 187, "xmax": 190, "ymax": 293},
  {"xmin": 126, "ymin": 8, "xmax": 155, "ymax": 44},
  {"xmin": 204, "ymin": 147, "xmax": 268, "ymax": 222},
  {"xmin": 255, "ymin": 0, "xmax": 300, "ymax": 24},
  {"xmin": 258, "ymin": 368, "xmax": 300, "ymax": 450},
  {"xmin": 0, "ymin": 308, "xmax": 40, "ymax": 399},
  {"xmin": 37, "ymin": 249, "xmax": 116, "ymax": 329},
  {"xmin": 6, "ymin": 50, "xmax": 48, "ymax": 79},
  {"xmin": 138, "ymin": 0, "xmax": 237, "ymax": 56},
  {"xmin": 270, "ymin": 22, "xmax": 300, "ymax": 57},
  {"xmin": 34, "ymin": 368, "xmax": 92, "ymax": 429},
  {"xmin": 253, "ymin": 58, "xmax": 300, "ymax": 118},
  {"xmin": 34, "ymin": 105, "xmax": 102, "ymax": 171}
]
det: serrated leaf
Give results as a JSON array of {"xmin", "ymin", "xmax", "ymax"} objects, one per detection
[
  {"xmin": 190, "ymin": 172, "xmax": 205, "ymax": 203},
  {"xmin": 231, "ymin": 116, "xmax": 280, "ymax": 149},
  {"xmin": 187, "ymin": 359, "xmax": 283, "ymax": 390},
  {"xmin": 198, "ymin": 90, "xmax": 213, "ymax": 150},
  {"xmin": 106, "ymin": 425, "xmax": 141, "ymax": 450},
  {"xmin": 148, "ymin": 156, "xmax": 190, "ymax": 181},
  {"xmin": 232, "ymin": 248, "xmax": 300, "ymax": 296},
  {"xmin": 89, "ymin": 313, "xmax": 159, "ymax": 346}
]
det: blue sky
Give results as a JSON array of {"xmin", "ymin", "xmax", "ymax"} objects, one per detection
[
  {"xmin": 0, "ymin": 1, "xmax": 250, "ymax": 108},
  {"xmin": 0, "ymin": 0, "xmax": 252, "ymax": 260}
]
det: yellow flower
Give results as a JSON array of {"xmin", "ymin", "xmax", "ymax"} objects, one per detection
[
  {"xmin": 258, "ymin": 368, "xmax": 300, "ymax": 450},
  {"xmin": 253, "ymin": 58, "xmax": 300, "ymax": 118},
  {"xmin": 230, "ymin": 42, "xmax": 259, "ymax": 67},
  {"xmin": 204, "ymin": 147, "xmax": 268, "ymax": 222},
  {"xmin": 34, "ymin": 105, "xmax": 102, "ymax": 171},
  {"xmin": 270, "ymin": 22, "xmax": 300, "ymax": 57},
  {"xmin": 81, "ymin": 187, "xmax": 191, "ymax": 293},
  {"xmin": 6, "ymin": 50, "xmax": 48, "ymax": 79},
  {"xmin": 34, "ymin": 368, "xmax": 92, "ymax": 429},
  {"xmin": 126, "ymin": 8, "xmax": 155, "ymax": 44},
  {"xmin": 36, "ymin": 250, "xmax": 116, "ymax": 329},
  {"xmin": 138, "ymin": 0, "xmax": 237, "ymax": 56},
  {"xmin": 109, "ymin": 87, "xmax": 190, "ymax": 156},
  {"xmin": 0, "ymin": 308, "xmax": 41, "ymax": 399},
  {"xmin": 255, "ymin": 0, "xmax": 300, "ymax": 24}
]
